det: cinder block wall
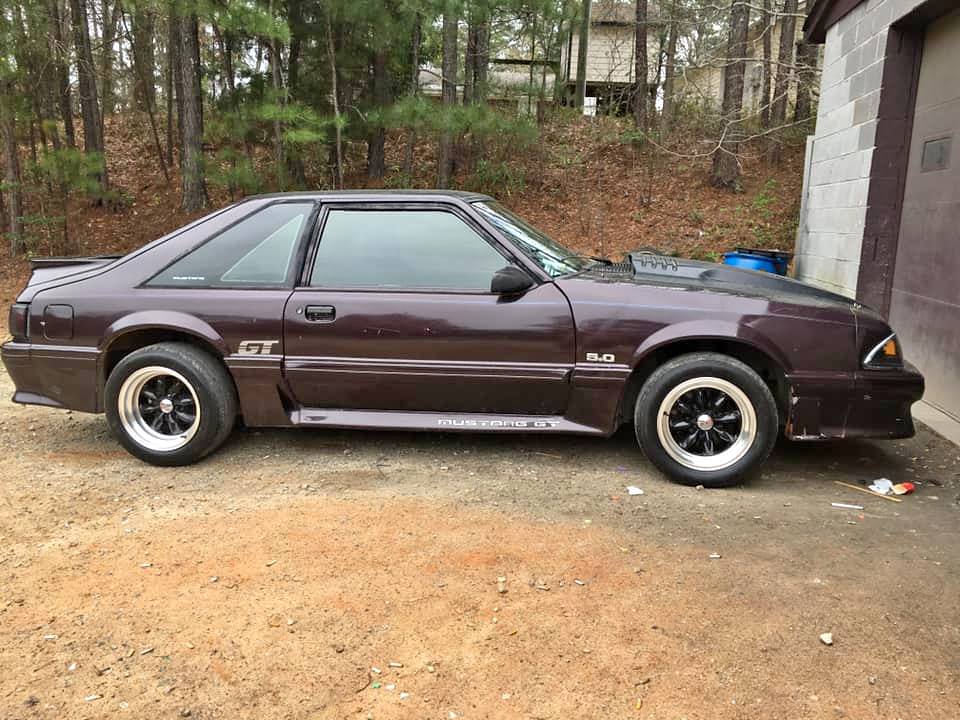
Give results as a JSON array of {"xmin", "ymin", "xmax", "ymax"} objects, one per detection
[{"xmin": 795, "ymin": 0, "xmax": 927, "ymax": 297}]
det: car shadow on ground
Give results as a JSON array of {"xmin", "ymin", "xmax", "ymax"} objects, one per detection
[{"xmin": 232, "ymin": 420, "xmax": 951, "ymax": 494}]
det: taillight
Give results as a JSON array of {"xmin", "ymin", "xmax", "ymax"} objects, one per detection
[{"xmin": 8, "ymin": 303, "xmax": 29, "ymax": 342}]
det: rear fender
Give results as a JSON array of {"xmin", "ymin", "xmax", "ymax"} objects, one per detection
[{"xmin": 101, "ymin": 312, "xmax": 230, "ymax": 356}]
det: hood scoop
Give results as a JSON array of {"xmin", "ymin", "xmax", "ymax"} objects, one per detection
[
  {"xmin": 623, "ymin": 251, "xmax": 856, "ymax": 307},
  {"xmin": 629, "ymin": 251, "xmax": 679, "ymax": 273}
]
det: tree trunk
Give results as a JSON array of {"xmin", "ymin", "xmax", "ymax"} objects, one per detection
[
  {"xmin": 325, "ymin": 11, "xmax": 344, "ymax": 190},
  {"xmin": 463, "ymin": 1, "xmax": 489, "ymax": 106},
  {"xmin": 69, "ymin": 0, "xmax": 108, "ymax": 188},
  {"xmin": 165, "ymin": 5, "xmax": 178, "ymax": 167},
  {"xmin": 438, "ymin": 0, "xmax": 458, "ymax": 188},
  {"xmin": 210, "ymin": 23, "xmax": 225, "ymax": 99},
  {"xmin": 527, "ymin": 13, "xmax": 537, "ymax": 117},
  {"xmin": 269, "ymin": 37, "xmax": 285, "ymax": 190},
  {"xmin": 48, "ymin": 0, "xmax": 75, "ymax": 148},
  {"xmin": 766, "ymin": 0, "xmax": 798, "ymax": 164},
  {"xmin": 794, "ymin": 40, "xmax": 817, "ymax": 123},
  {"xmin": 633, "ymin": 0, "xmax": 648, "ymax": 130},
  {"xmin": 710, "ymin": 0, "xmax": 750, "ymax": 189},
  {"xmin": 100, "ymin": 0, "xmax": 121, "ymax": 116},
  {"xmin": 286, "ymin": 2, "xmax": 300, "ymax": 97},
  {"xmin": 475, "ymin": 10, "xmax": 489, "ymax": 104},
  {"xmin": 574, "ymin": 0, "xmax": 590, "ymax": 108},
  {"xmin": 178, "ymin": 11, "xmax": 206, "ymax": 211},
  {"xmin": 285, "ymin": 0, "xmax": 307, "ymax": 188},
  {"xmin": 1, "ymin": 81, "xmax": 23, "ymax": 254},
  {"xmin": 121, "ymin": 11, "xmax": 169, "ymax": 183},
  {"xmin": 402, "ymin": 13, "xmax": 421, "ymax": 178},
  {"xmin": 660, "ymin": 0, "xmax": 678, "ymax": 134},
  {"xmin": 131, "ymin": 6, "xmax": 157, "ymax": 112},
  {"xmin": 538, "ymin": 16, "xmax": 557, "ymax": 115},
  {"xmin": 760, "ymin": 0, "xmax": 772, "ymax": 128},
  {"xmin": 12, "ymin": 1, "xmax": 41, "ymax": 164},
  {"xmin": 464, "ymin": 4, "xmax": 476, "ymax": 106},
  {"xmin": 367, "ymin": 48, "xmax": 388, "ymax": 181}
]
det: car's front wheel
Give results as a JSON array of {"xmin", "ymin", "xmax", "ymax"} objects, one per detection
[
  {"xmin": 105, "ymin": 342, "xmax": 237, "ymax": 466},
  {"xmin": 635, "ymin": 352, "xmax": 778, "ymax": 487}
]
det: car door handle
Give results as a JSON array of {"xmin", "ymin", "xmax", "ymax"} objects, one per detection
[{"xmin": 305, "ymin": 305, "xmax": 336, "ymax": 322}]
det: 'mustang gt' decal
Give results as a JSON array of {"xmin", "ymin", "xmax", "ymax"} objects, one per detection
[{"xmin": 438, "ymin": 418, "xmax": 560, "ymax": 429}]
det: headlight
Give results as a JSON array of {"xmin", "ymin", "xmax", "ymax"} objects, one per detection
[{"xmin": 863, "ymin": 333, "xmax": 903, "ymax": 370}]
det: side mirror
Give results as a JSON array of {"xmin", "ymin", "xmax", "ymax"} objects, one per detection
[{"xmin": 491, "ymin": 265, "xmax": 535, "ymax": 295}]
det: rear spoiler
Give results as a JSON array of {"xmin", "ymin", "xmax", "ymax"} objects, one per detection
[{"xmin": 29, "ymin": 255, "xmax": 123, "ymax": 270}]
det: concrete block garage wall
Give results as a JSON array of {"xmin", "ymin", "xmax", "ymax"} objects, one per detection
[{"xmin": 795, "ymin": 0, "xmax": 928, "ymax": 297}]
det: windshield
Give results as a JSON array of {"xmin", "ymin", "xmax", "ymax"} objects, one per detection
[{"xmin": 473, "ymin": 201, "xmax": 593, "ymax": 277}]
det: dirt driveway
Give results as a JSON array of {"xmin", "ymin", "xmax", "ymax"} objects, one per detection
[{"xmin": 1, "ymin": 368, "xmax": 958, "ymax": 720}]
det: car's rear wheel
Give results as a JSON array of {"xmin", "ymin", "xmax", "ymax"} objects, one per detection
[
  {"xmin": 634, "ymin": 353, "xmax": 778, "ymax": 487},
  {"xmin": 105, "ymin": 342, "xmax": 237, "ymax": 466}
]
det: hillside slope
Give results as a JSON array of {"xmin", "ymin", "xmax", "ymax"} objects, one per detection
[{"xmin": 0, "ymin": 114, "xmax": 806, "ymax": 315}]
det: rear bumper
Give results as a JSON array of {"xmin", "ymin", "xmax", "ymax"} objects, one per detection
[
  {"xmin": 786, "ymin": 363, "xmax": 924, "ymax": 440},
  {"xmin": 1, "ymin": 341, "xmax": 101, "ymax": 412}
]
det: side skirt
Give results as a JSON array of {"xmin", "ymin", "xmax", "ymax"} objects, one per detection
[{"xmin": 290, "ymin": 408, "xmax": 608, "ymax": 436}]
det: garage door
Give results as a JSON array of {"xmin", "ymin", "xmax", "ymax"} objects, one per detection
[{"xmin": 889, "ymin": 9, "xmax": 960, "ymax": 421}]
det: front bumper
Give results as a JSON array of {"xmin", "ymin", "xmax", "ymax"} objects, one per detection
[
  {"xmin": 1, "ymin": 341, "xmax": 101, "ymax": 412},
  {"xmin": 785, "ymin": 362, "xmax": 924, "ymax": 440}
]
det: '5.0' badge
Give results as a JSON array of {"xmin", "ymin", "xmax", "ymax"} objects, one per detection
[{"xmin": 238, "ymin": 340, "xmax": 279, "ymax": 355}]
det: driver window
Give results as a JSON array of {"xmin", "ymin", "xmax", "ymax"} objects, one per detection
[{"xmin": 309, "ymin": 209, "xmax": 508, "ymax": 290}]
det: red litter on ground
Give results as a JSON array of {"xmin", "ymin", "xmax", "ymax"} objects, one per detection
[{"xmin": 892, "ymin": 482, "xmax": 915, "ymax": 496}]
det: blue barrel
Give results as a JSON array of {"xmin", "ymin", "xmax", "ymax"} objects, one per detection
[{"xmin": 722, "ymin": 248, "xmax": 792, "ymax": 276}]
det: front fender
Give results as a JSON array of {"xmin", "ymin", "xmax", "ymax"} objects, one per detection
[
  {"xmin": 630, "ymin": 319, "xmax": 794, "ymax": 373},
  {"xmin": 100, "ymin": 311, "xmax": 230, "ymax": 356}
]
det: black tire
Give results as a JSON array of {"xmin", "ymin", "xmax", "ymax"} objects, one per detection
[
  {"xmin": 634, "ymin": 352, "xmax": 778, "ymax": 487},
  {"xmin": 105, "ymin": 342, "xmax": 237, "ymax": 466}
]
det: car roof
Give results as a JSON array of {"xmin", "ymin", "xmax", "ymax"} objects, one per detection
[{"xmin": 244, "ymin": 189, "xmax": 493, "ymax": 203}]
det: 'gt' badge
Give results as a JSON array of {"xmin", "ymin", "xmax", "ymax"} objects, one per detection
[{"xmin": 238, "ymin": 340, "xmax": 279, "ymax": 355}]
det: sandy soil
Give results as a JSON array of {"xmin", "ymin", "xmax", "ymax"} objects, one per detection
[{"xmin": 1, "ymin": 368, "xmax": 958, "ymax": 720}]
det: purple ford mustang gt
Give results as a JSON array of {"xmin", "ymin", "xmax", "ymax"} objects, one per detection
[{"xmin": 1, "ymin": 191, "xmax": 924, "ymax": 486}]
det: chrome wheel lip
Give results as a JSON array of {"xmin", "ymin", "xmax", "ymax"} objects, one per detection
[
  {"xmin": 656, "ymin": 376, "xmax": 756, "ymax": 472},
  {"xmin": 117, "ymin": 366, "xmax": 200, "ymax": 452}
]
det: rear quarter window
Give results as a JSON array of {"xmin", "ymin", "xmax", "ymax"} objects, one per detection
[{"xmin": 148, "ymin": 203, "xmax": 313, "ymax": 288}]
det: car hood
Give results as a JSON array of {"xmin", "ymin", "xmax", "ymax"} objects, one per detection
[{"xmin": 576, "ymin": 254, "xmax": 860, "ymax": 313}]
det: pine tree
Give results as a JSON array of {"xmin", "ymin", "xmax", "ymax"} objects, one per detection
[
  {"xmin": 69, "ymin": 0, "xmax": 108, "ymax": 190},
  {"xmin": 438, "ymin": 0, "xmax": 459, "ymax": 188},
  {"xmin": 766, "ymin": 0, "xmax": 798, "ymax": 164},
  {"xmin": 634, "ymin": 0, "xmax": 648, "ymax": 130},
  {"xmin": 178, "ymin": 9, "xmax": 206, "ymax": 211},
  {"xmin": 711, "ymin": 0, "xmax": 750, "ymax": 189}
]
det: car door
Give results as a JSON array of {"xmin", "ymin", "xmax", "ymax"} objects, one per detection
[{"xmin": 282, "ymin": 202, "xmax": 576, "ymax": 414}]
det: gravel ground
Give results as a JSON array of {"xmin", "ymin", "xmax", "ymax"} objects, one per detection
[{"xmin": 1, "ymin": 367, "xmax": 958, "ymax": 720}]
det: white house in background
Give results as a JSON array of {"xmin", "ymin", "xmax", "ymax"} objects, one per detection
[
  {"xmin": 559, "ymin": 0, "xmax": 662, "ymax": 108},
  {"xmin": 675, "ymin": 3, "xmax": 817, "ymax": 116},
  {"xmin": 797, "ymin": 0, "xmax": 960, "ymax": 431},
  {"xmin": 417, "ymin": 63, "xmax": 557, "ymax": 111}
]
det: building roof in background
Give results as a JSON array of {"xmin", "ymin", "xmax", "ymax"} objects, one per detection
[{"xmin": 590, "ymin": 0, "xmax": 663, "ymax": 26}]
